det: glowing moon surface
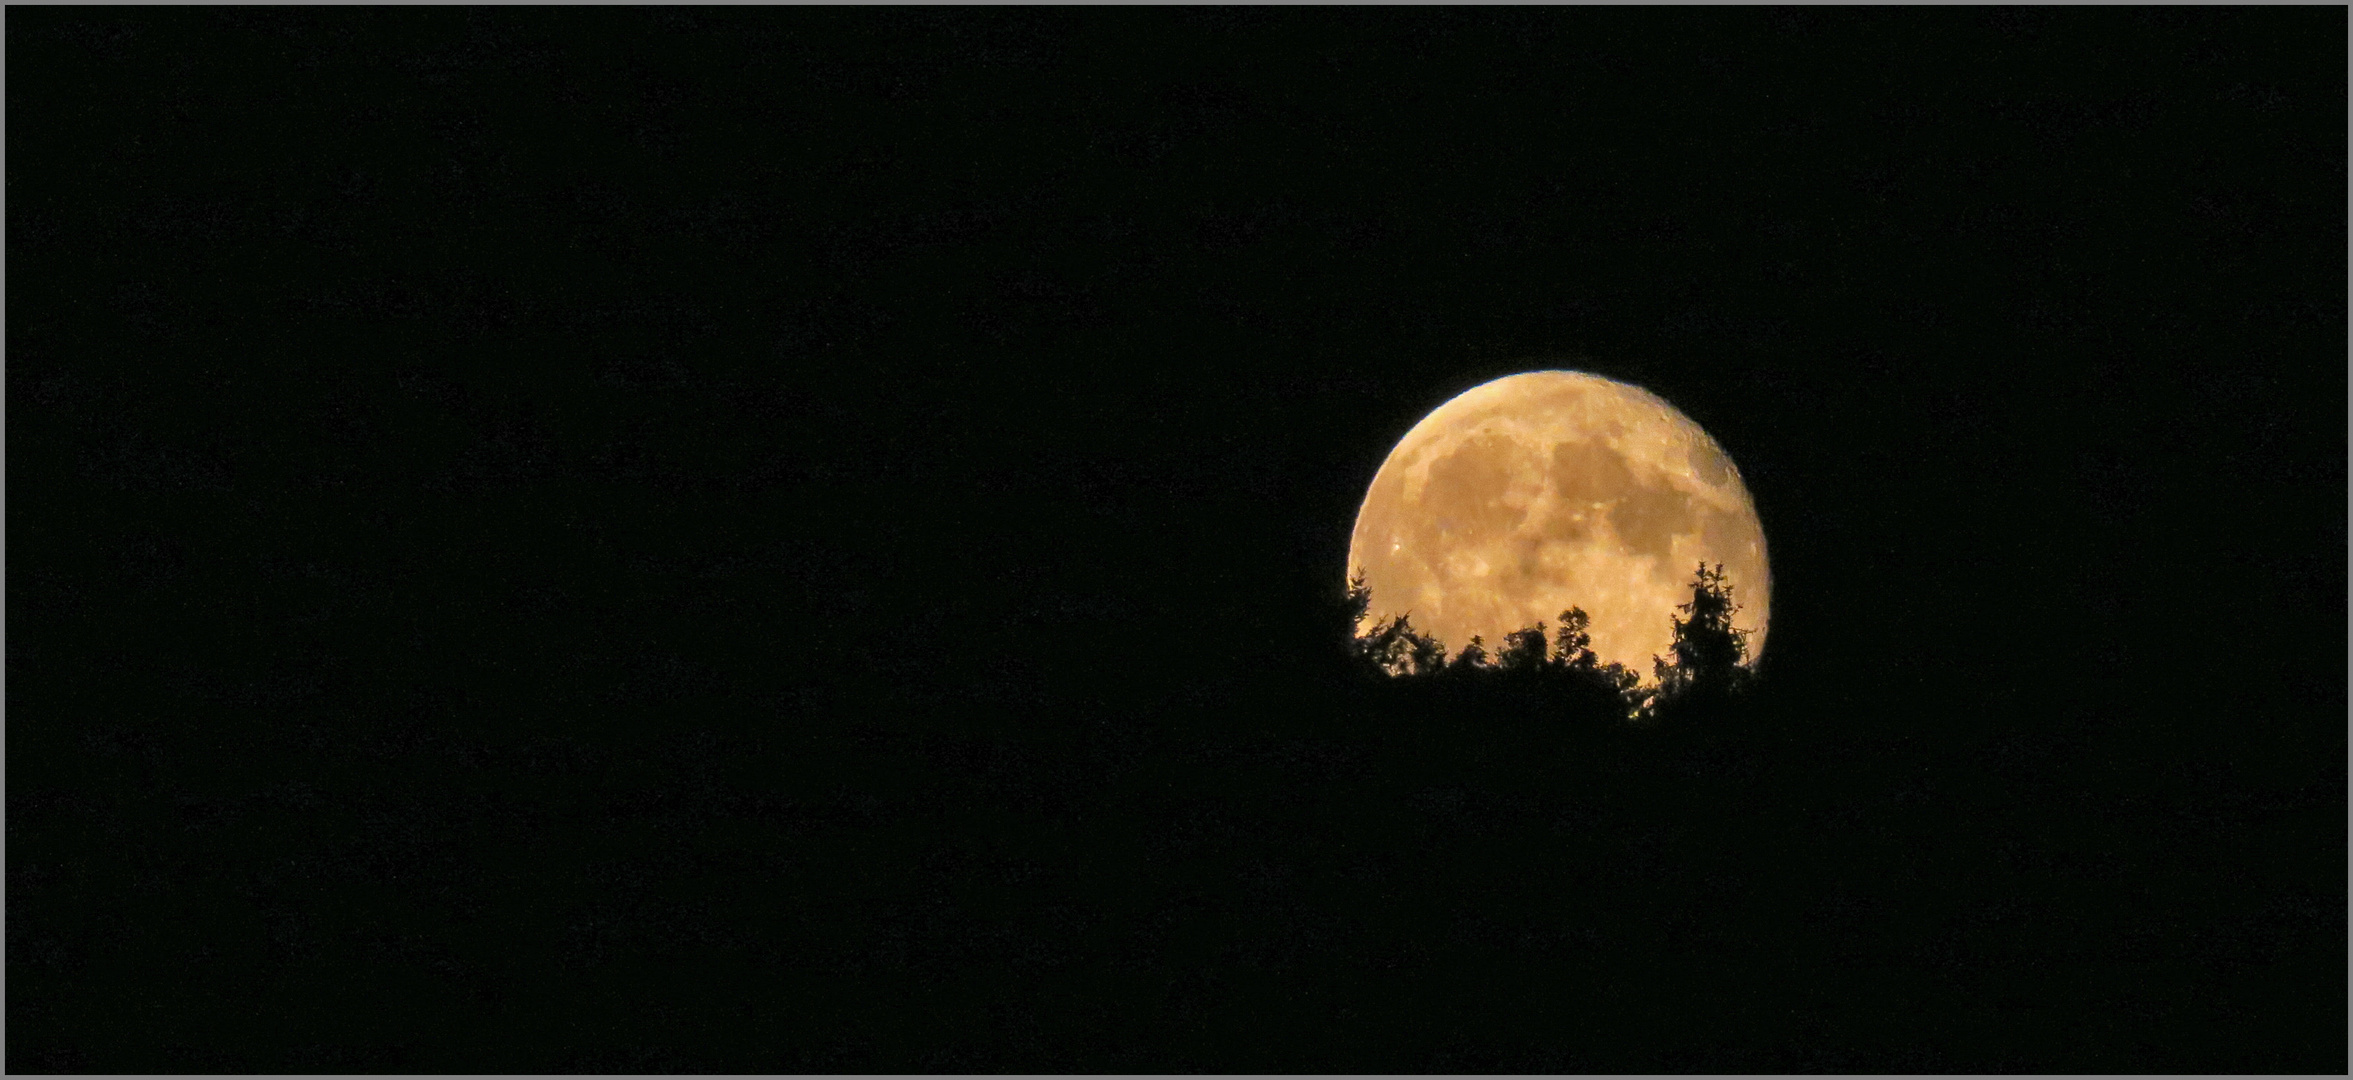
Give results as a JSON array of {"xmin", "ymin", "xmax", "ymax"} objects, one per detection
[{"xmin": 1348, "ymin": 370, "xmax": 1770, "ymax": 679}]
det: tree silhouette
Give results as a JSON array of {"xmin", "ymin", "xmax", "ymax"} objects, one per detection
[
  {"xmin": 1495, "ymin": 622, "xmax": 1550, "ymax": 674},
  {"xmin": 1448, "ymin": 634, "xmax": 1490, "ymax": 674},
  {"xmin": 1403, "ymin": 622, "xmax": 1447, "ymax": 676},
  {"xmin": 1356, "ymin": 611, "xmax": 1450, "ymax": 677},
  {"xmin": 1650, "ymin": 561, "xmax": 1754, "ymax": 711},
  {"xmin": 1343, "ymin": 571, "xmax": 1374, "ymax": 640},
  {"xmin": 1343, "ymin": 577, "xmax": 1701, "ymax": 724},
  {"xmin": 1549, "ymin": 607, "xmax": 1597, "ymax": 670},
  {"xmin": 1345, "ymin": 570, "xmax": 1449, "ymax": 677}
]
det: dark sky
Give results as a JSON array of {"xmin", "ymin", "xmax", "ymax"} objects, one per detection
[
  {"xmin": 12, "ymin": 8, "xmax": 2345, "ymax": 1072},
  {"xmin": 23, "ymin": 9, "xmax": 2341, "ymax": 709}
]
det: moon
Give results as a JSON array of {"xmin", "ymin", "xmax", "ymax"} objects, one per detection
[{"xmin": 1348, "ymin": 370, "xmax": 1770, "ymax": 680}]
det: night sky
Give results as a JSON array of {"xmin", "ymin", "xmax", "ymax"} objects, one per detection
[{"xmin": 13, "ymin": 9, "xmax": 2345, "ymax": 1072}]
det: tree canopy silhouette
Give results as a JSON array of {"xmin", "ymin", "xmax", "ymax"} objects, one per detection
[
  {"xmin": 1343, "ymin": 561, "xmax": 1754, "ymax": 722},
  {"xmin": 1345, "ymin": 570, "xmax": 1649, "ymax": 719},
  {"xmin": 1343, "ymin": 572, "xmax": 1448, "ymax": 677},
  {"xmin": 1494, "ymin": 623, "xmax": 1549, "ymax": 674}
]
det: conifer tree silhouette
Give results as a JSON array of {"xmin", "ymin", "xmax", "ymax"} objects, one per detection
[
  {"xmin": 1549, "ymin": 608, "xmax": 1597, "ymax": 671},
  {"xmin": 1538, "ymin": 606, "xmax": 1641, "ymax": 713},
  {"xmin": 1651, "ymin": 562, "xmax": 1753, "ymax": 709},
  {"xmin": 1343, "ymin": 570, "xmax": 1374, "ymax": 639}
]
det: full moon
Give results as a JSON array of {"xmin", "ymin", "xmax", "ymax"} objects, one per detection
[{"xmin": 1348, "ymin": 370, "xmax": 1770, "ymax": 680}]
